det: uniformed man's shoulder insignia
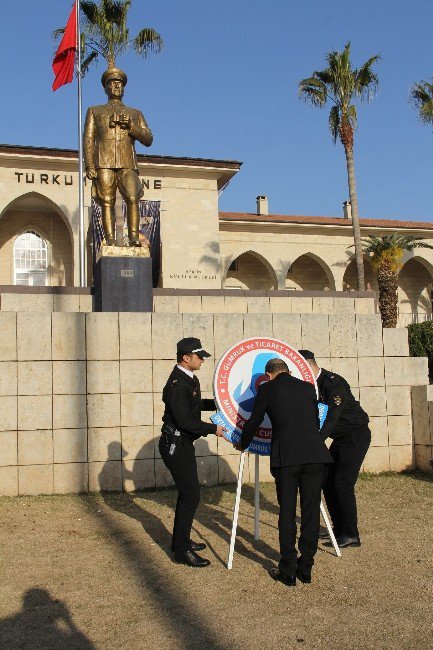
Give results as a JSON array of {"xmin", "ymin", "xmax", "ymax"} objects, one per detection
[
  {"xmin": 172, "ymin": 379, "xmax": 178, "ymax": 384},
  {"xmin": 330, "ymin": 375, "xmax": 335, "ymax": 379},
  {"xmin": 334, "ymin": 395, "xmax": 342, "ymax": 405},
  {"xmin": 192, "ymin": 390, "xmax": 197, "ymax": 396}
]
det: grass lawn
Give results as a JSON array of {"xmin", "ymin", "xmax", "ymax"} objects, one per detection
[{"xmin": 0, "ymin": 472, "xmax": 432, "ymax": 649}]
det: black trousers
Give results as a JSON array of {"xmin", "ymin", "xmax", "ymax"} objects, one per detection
[
  {"xmin": 271, "ymin": 463, "xmax": 325, "ymax": 577},
  {"xmin": 323, "ymin": 425, "xmax": 371, "ymax": 538},
  {"xmin": 159, "ymin": 435, "xmax": 200, "ymax": 553}
]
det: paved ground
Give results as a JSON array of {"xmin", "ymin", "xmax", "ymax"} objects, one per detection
[{"xmin": 0, "ymin": 472, "xmax": 432, "ymax": 649}]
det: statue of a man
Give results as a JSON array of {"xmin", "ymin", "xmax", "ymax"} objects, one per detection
[{"xmin": 84, "ymin": 67, "xmax": 153, "ymax": 247}]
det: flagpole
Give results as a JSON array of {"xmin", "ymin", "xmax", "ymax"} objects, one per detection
[{"xmin": 76, "ymin": 0, "xmax": 86, "ymax": 287}]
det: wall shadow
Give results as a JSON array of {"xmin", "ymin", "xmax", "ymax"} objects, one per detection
[
  {"xmin": 77, "ymin": 453, "xmax": 235, "ymax": 650},
  {"xmin": 98, "ymin": 439, "xmax": 280, "ymax": 570},
  {"xmin": 0, "ymin": 588, "xmax": 95, "ymax": 649},
  {"xmin": 403, "ymin": 469, "xmax": 433, "ymax": 484}
]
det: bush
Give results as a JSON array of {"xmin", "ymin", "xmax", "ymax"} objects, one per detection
[{"xmin": 407, "ymin": 321, "xmax": 433, "ymax": 382}]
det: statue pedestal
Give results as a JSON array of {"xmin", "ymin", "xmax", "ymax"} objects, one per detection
[{"xmin": 94, "ymin": 245, "xmax": 153, "ymax": 312}]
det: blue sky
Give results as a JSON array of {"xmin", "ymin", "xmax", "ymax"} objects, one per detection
[{"xmin": 1, "ymin": 0, "xmax": 432, "ymax": 220}]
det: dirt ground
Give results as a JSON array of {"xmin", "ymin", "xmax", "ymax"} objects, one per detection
[{"xmin": 0, "ymin": 472, "xmax": 432, "ymax": 650}]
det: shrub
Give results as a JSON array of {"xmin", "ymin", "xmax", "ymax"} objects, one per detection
[{"xmin": 407, "ymin": 321, "xmax": 433, "ymax": 382}]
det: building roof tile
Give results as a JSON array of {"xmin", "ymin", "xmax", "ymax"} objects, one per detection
[{"xmin": 219, "ymin": 211, "xmax": 433, "ymax": 230}]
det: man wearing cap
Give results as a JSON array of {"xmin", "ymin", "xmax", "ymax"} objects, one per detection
[
  {"xmin": 299, "ymin": 350, "xmax": 371, "ymax": 549},
  {"xmin": 84, "ymin": 67, "xmax": 153, "ymax": 246},
  {"xmin": 235, "ymin": 358, "xmax": 332, "ymax": 587},
  {"xmin": 159, "ymin": 337, "xmax": 226, "ymax": 567}
]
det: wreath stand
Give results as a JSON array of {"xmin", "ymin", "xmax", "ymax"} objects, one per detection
[{"xmin": 227, "ymin": 453, "xmax": 341, "ymax": 569}]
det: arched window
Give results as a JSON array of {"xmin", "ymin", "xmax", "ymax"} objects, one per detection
[{"xmin": 14, "ymin": 231, "xmax": 48, "ymax": 286}]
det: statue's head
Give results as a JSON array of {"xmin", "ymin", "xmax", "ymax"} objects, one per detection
[{"xmin": 101, "ymin": 67, "xmax": 127, "ymax": 99}]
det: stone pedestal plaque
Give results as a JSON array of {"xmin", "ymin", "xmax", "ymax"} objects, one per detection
[{"xmin": 94, "ymin": 246, "xmax": 153, "ymax": 312}]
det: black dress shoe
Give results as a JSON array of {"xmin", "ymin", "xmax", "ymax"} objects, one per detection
[
  {"xmin": 319, "ymin": 527, "xmax": 340, "ymax": 540},
  {"xmin": 174, "ymin": 549, "xmax": 210, "ymax": 567},
  {"xmin": 335, "ymin": 534, "xmax": 361, "ymax": 548},
  {"xmin": 296, "ymin": 568, "xmax": 312, "ymax": 584},
  {"xmin": 171, "ymin": 540, "xmax": 207, "ymax": 552},
  {"xmin": 268, "ymin": 567, "xmax": 296, "ymax": 587}
]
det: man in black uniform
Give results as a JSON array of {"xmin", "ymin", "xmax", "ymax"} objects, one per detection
[
  {"xmin": 299, "ymin": 350, "xmax": 371, "ymax": 549},
  {"xmin": 235, "ymin": 358, "xmax": 332, "ymax": 586},
  {"xmin": 159, "ymin": 337, "xmax": 226, "ymax": 567}
]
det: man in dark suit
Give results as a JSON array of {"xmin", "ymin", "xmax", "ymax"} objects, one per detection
[
  {"xmin": 159, "ymin": 337, "xmax": 226, "ymax": 567},
  {"xmin": 299, "ymin": 350, "xmax": 371, "ymax": 549},
  {"xmin": 235, "ymin": 358, "xmax": 332, "ymax": 586}
]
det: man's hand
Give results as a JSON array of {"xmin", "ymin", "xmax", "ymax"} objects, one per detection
[
  {"xmin": 215, "ymin": 425, "xmax": 227, "ymax": 437},
  {"xmin": 86, "ymin": 168, "xmax": 97, "ymax": 180},
  {"xmin": 234, "ymin": 442, "xmax": 244, "ymax": 451}
]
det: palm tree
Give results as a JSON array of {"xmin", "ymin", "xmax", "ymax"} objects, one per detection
[
  {"xmin": 54, "ymin": 0, "xmax": 163, "ymax": 73},
  {"xmin": 411, "ymin": 79, "xmax": 433, "ymax": 127},
  {"xmin": 299, "ymin": 43, "xmax": 380, "ymax": 291},
  {"xmin": 360, "ymin": 234, "xmax": 433, "ymax": 328}
]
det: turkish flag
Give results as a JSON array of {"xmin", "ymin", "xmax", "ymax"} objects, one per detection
[{"xmin": 52, "ymin": 2, "xmax": 77, "ymax": 91}]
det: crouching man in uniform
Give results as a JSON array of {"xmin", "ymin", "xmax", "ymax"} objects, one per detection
[
  {"xmin": 299, "ymin": 350, "xmax": 371, "ymax": 549},
  {"xmin": 159, "ymin": 337, "xmax": 226, "ymax": 567},
  {"xmin": 235, "ymin": 358, "xmax": 332, "ymax": 586}
]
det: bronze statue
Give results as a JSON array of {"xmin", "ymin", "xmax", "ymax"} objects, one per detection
[{"xmin": 84, "ymin": 67, "xmax": 153, "ymax": 247}]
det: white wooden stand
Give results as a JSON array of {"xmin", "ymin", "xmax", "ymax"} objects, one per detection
[{"xmin": 227, "ymin": 453, "xmax": 341, "ymax": 569}]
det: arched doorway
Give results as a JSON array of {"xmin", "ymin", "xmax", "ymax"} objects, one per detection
[
  {"xmin": 398, "ymin": 258, "xmax": 433, "ymax": 326},
  {"xmin": 286, "ymin": 254, "xmax": 335, "ymax": 291},
  {"xmin": 0, "ymin": 193, "xmax": 73, "ymax": 286},
  {"xmin": 342, "ymin": 257, "xmax": 378, "ymax": 292},
  {"xmin": 223, "ymin": 251, "xmax": 277, "ymax": 290}
]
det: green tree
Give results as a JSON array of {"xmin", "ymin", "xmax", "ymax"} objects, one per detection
[
  {"xmin": 411, "ymin": 79, "xmax": 433, "ymax": 127},
  {"xmin": 54, "ymin": 0, "xmax": 163, "ymax": 73},
  {"xmin": 299, "ymin": 43, "xmax": 380, "ymax": 291},
  {"xmin": 360, "ymin": 234, "xmax": 433, "ymax": 328}
]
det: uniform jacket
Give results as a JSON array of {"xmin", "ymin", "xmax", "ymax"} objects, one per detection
[
  {"xmin": 240, "ymin": 373, "xmax": 332, "ymax": 468},
  {"xmin": 317, "ymin": 369, "xmax": 369, "ymax": 441},
  {"xmin": 84, "ymin": 100, "xmax": 153, "ymax": 170},
  {"xmin": 162, "ymin": 365, "xmax": 217, "ymax": 441}
]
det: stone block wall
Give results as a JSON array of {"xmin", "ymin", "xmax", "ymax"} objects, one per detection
[
  {"xmin": 0, "ymin": 289, "xmax": 376, "ymax": 317},
  {"xmin": 0, "ymin": 311, "xmax": 428, "ymax": 497},
  {"xmin": 152, "ymin": 291, "xmax": 376, "ymax": 316},
  {"xmin": 411, "ymin": 384, "xmax": 433, "ymax": 472}
]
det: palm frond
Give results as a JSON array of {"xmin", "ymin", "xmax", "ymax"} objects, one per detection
[
  {"xmin": 314, "ymin": 69, "xmax": 333, "ymax": 85},
  {"xmin": 298, "ymin": 77, "xmax": 327, "ymax": 107},
  {"xmin": 52, "ymin": 28, "xmax": 65, "ymax": 40},
  {"xmin": 411, "ymin": 79, "xmax": 433, "ymax": 126},
  {"xmin": 82, "ymin": 51, "xmax": 99, "ymax": 74},
  {"xmin": 133, "ymin": 28, "xmax": 163, "ymax": 57},
  {"xmin": 103, "ymin": 0, "xmax": 128, "ymax": 25},
  {"xmin": 328, "ymin": 105, "xmax": 340, "ymax": 142},
  {"xmin": 80, "ymin": 1, "xmax": 99, "ymax": 23},
  {"xmin": 354, "ymin": 54, "xmax": 380, "ymax": 101}
]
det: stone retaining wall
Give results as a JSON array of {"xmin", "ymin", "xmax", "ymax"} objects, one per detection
[
  {"xmin": 0, "ymin": 311, "xmax": 428, "ymax": 496},
  {"xmin": 411, "ymin": 384, "xmax": 433, "ymax": 471},
  {"xmin": 0, "ymin": 288, "xmax": 376, "ymax": 316}
]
